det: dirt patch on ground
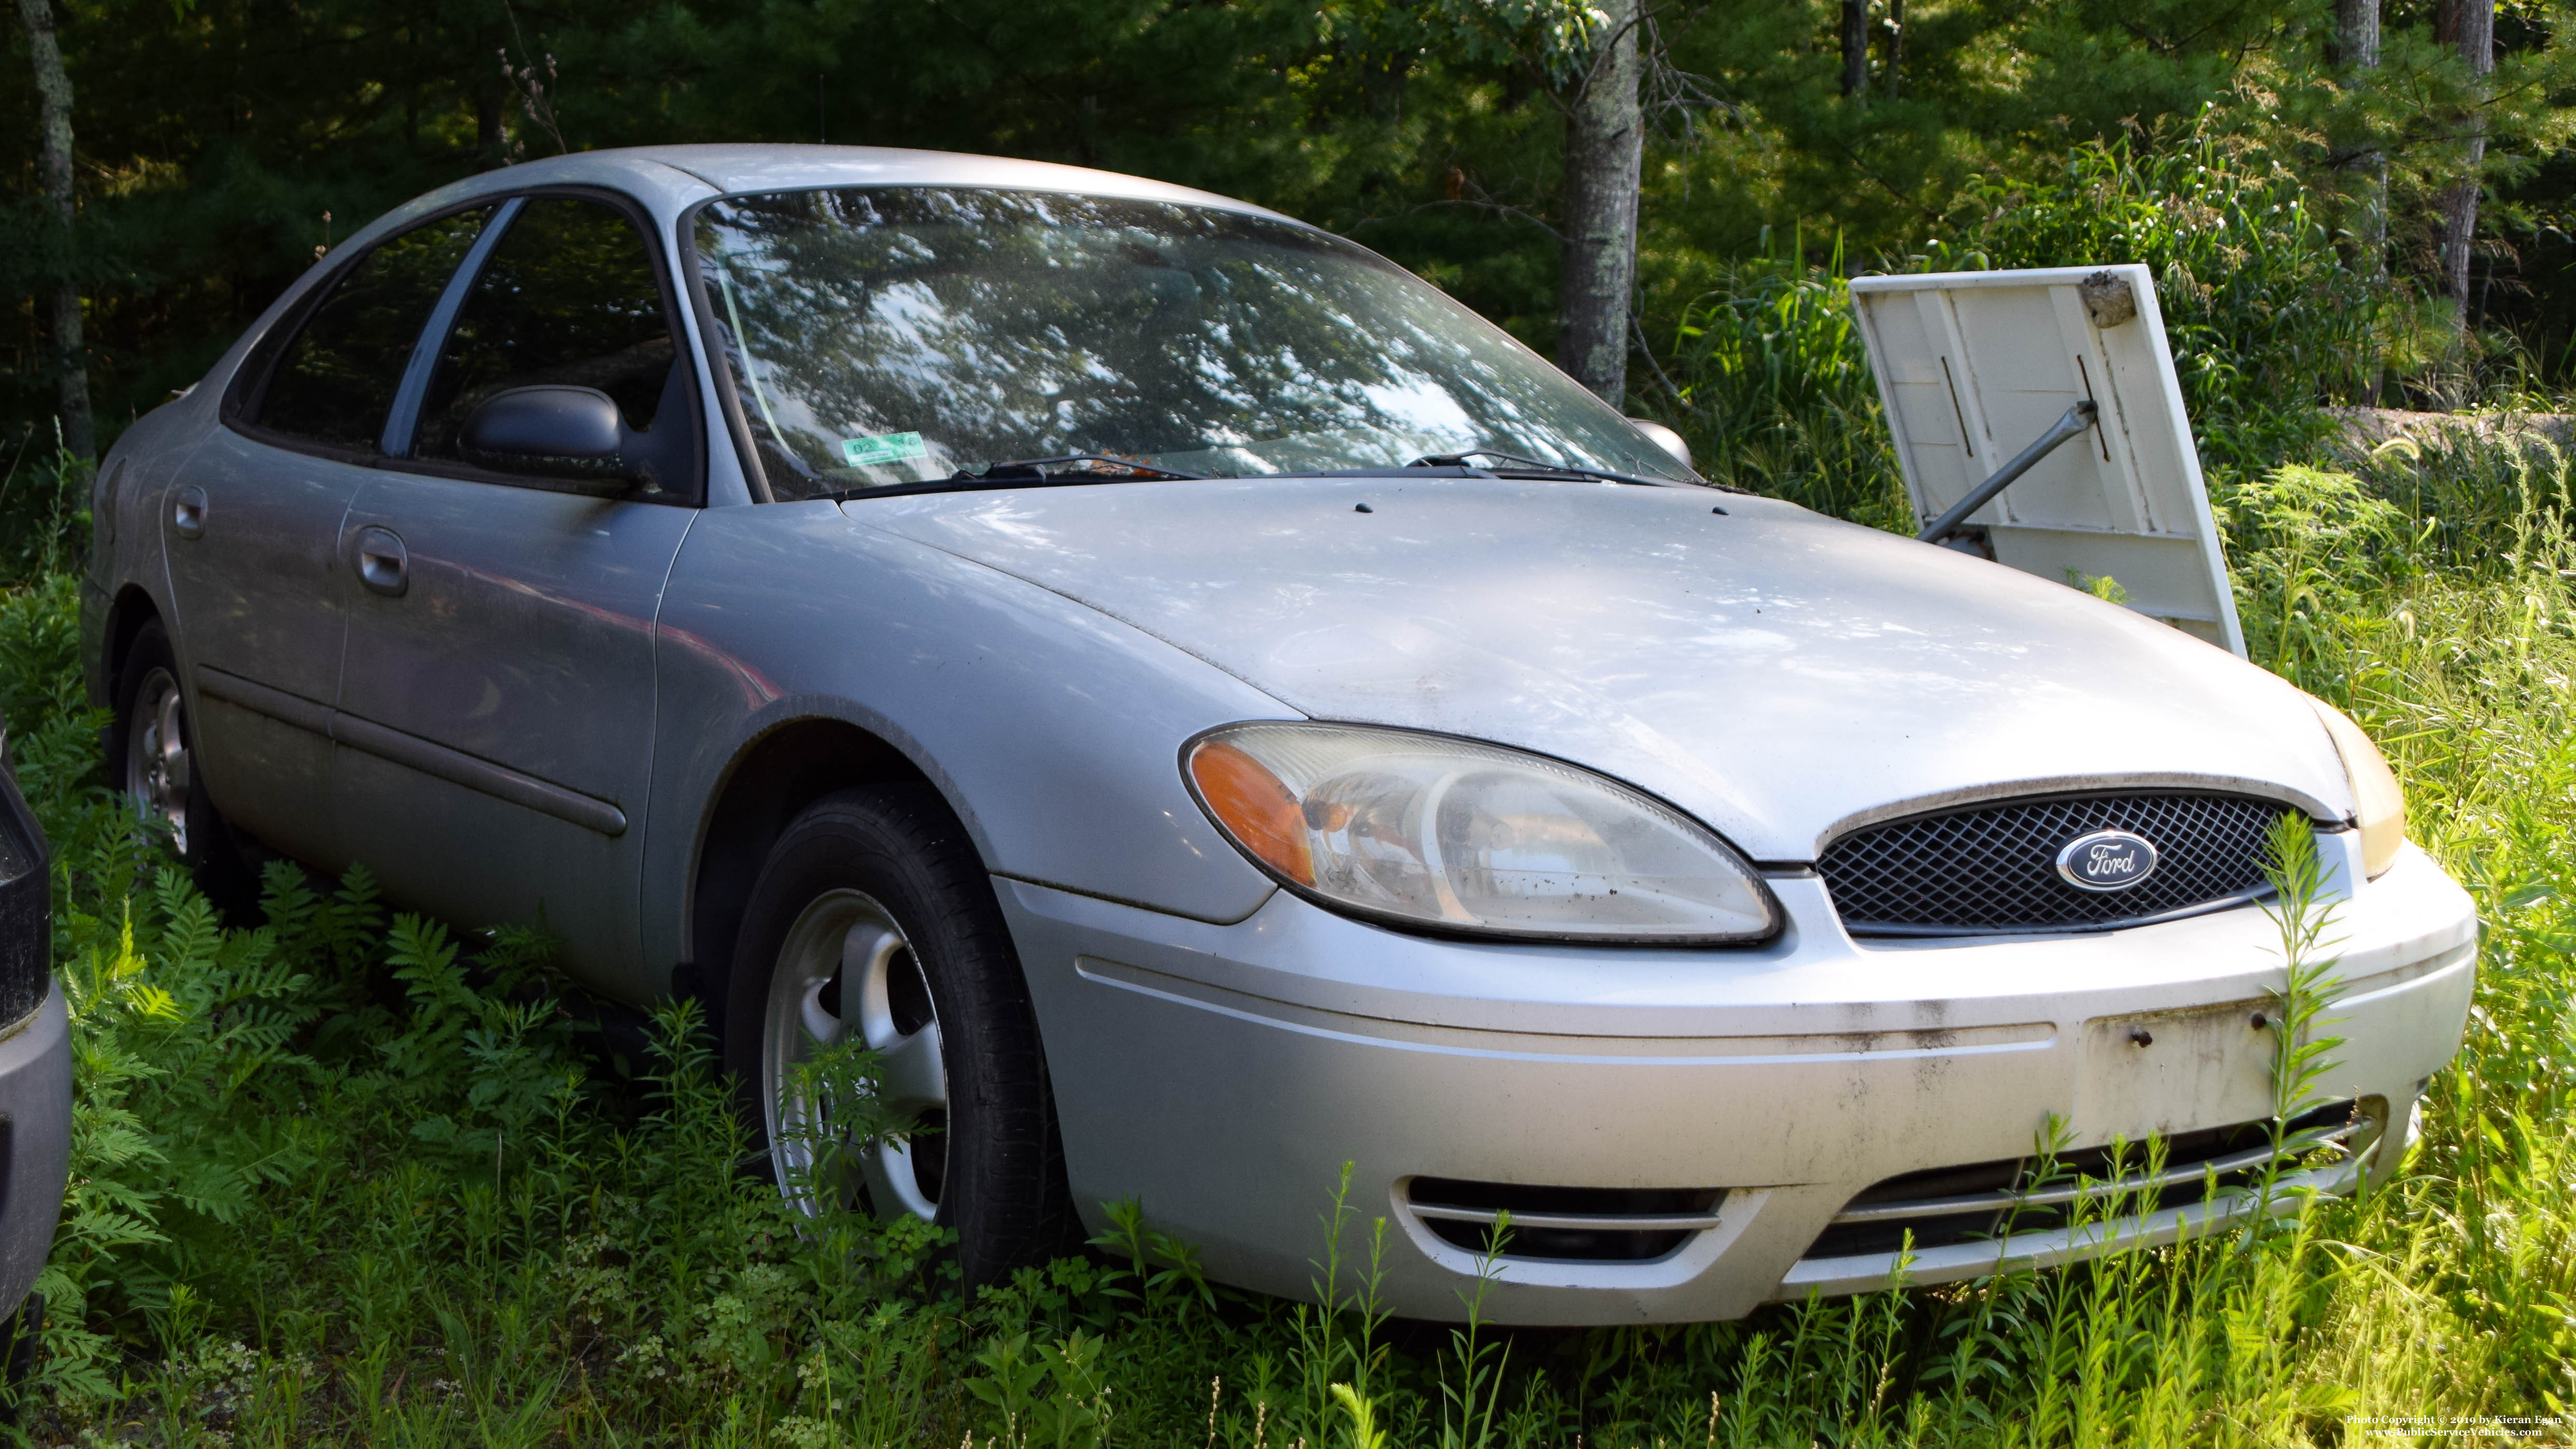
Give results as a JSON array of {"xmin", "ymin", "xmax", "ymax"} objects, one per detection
[{"xmin": 2328, "ymin": 405, "xmax": 2576, "ymax": 458}]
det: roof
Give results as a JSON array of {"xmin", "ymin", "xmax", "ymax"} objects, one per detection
[{"xmin": 414, "ymin": 144, "xmax": 1294, "ymax": 226}]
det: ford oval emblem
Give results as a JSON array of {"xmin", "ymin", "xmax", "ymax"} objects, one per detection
[{"xmin": 2056, "ymin": 829, "xmax": 2160, "ymax": 892}]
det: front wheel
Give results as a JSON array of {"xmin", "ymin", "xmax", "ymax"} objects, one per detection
[{"xmin": 722, "ymin": 785, "xmax": 1070, "ymax": 1286}]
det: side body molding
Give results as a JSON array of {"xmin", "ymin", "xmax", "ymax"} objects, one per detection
[{"xmin": 194, "ymin": 667, "xmax": 629, "ymax": 837}]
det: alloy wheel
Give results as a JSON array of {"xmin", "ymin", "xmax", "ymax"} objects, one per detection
[
  {"xmin": 124, "ymin": 666, "xmax": 192, "ymax": 856},
  {"xmin": 760, "ymin": 887, "xmax": 949, "ymax": 1221}
]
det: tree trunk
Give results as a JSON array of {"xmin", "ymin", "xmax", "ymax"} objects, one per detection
[
  {"xmin": 1882, "ymin": 0, "xmax": 1903, "ymax": 100},
  {"xmin": 2332, "ymin": 0, "xmax": 2380, "ymax": 70},
  {"xmin": 2334, "ymin": 0, "xmax": 2384, "ymax": 279},
  {"xmin": 14, "ymin": 0, "xmax": 92, "ymax": 460},
  {"xmin": 2434, "ymin": 0, "xmax": 2494, "ymax": 330},
  {"xmin": 1839, "ymin": 0, "xmax": 1868, "ymax": 99},
  {"xmin": 1557, "ymin": 0, "xmax": 1643, "ymax": 404},
  {"xmin": 1363, "ymin": 51, "xmax": 1411, "ymax": 123},
  {"xmin": 2333, "ymin": 0, "xmax": 2387, "ymax": 398}
]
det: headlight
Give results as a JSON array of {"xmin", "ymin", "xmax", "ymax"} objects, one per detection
[
  {"xmin": 1184, "ymin": 722, "xmax": 1778, "ymax": 944},
  {"xmin": 2307, "ymin": 698, "xmax": 2406, "ymax": 879}
]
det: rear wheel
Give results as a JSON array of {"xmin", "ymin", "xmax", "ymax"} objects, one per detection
[
  {"xmin": 109, "ymin": 621, "xmax": 240, "ymax": 869},
  {"xmin": 723, "ymin": 784, "xmax": 1069, "ymax": 1286}
]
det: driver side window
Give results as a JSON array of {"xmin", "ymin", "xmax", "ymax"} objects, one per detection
[{"xmin": 410, "ymin": 196, "xmax": 698, "ymax": 496}]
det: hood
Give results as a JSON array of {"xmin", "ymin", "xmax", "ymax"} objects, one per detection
[{"xmin": 847, "ymin": 475, "xmax": 2349, "ymax": 862}]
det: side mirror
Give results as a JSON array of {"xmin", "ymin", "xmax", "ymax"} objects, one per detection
[
  {"xmin": 459, "ymin": 385, "xmax": 640, "ymax": 487},
  {"xmin": 1626, "ymin": 417, "xmax": 1693, "ymax": 474}
]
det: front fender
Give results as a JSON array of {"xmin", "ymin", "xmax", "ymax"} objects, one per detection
[{"xmin": 644, "ymin": 500, "xmax": 1291, "ymax": 989}]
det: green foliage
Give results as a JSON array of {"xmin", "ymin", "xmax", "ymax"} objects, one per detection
[
  {"xmin": 1658, "ymin": 231, "xmax": 1908, "ymax": 530},
  {"xmin": 2255, "ymin": 813, "xmax": 2353, "ymax": 1223},
  {"xmin": 0, "ymin": 439, "xmax": 90, "ymax": 589},
  {"xmin": 2220, "ymin": 461, "xmax": 2419, "ymax": 700},
  {"xmin": 968, "ymin": 1329, "xmax": 1116, "ymax": 1449},
  {"xmin": 1927, "ymin": 125, "xmax": 2381, "ymax": 477}
]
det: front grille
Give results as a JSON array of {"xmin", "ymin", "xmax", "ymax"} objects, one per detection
[
  {"xmin": 1803, "ymin": 1100, "xmax": 2373, "ymax": 1260},
  {"xmin": 1819, "ymin": 791, "xmax": 2293, "ymax": 935},
  {"xmin": 1404, "ymin": 1178, "xmax": 1724, "ymax": 1262}
]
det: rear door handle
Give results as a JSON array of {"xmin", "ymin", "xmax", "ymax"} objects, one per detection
[
  {"xmin": 171, "ymin": 485, "xmax": 207, "ymax": 539},
  {"xmin": 354, "ymin": 526, "xmax": 408, "ymax": 597}
]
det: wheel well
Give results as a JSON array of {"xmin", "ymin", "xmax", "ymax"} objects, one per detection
[
  {"xmin": 689, "ymin": 718, "xmax": 935, "ymax": 1029},
  {"xmin": 104, "ymin": 586, "xmax": 160, "ymax": 690}
]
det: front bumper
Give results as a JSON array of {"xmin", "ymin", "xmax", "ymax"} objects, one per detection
[
  {"xmin": 0, "ymin": 984, "xmax": 69, "ymax": 1319},
  {"xmin": 1001, "ymin": 831, "xmax": 2476, "ymax": 1325}
]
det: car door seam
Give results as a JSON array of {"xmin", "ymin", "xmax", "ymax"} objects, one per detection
[
  {"xmin": 637, "ymin": 506, "xmax": 700, "ymax": 977},
  {"xmin": 327, "ymin": 487, "xmax": 358, "ymax": 716}
]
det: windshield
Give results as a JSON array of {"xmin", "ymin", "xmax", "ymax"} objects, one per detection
[{"xmin": 691, "ymin": 188, "xmax": 1693, "ymax": 498}]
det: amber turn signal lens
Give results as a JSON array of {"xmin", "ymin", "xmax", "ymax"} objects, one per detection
[{"xmin": 1188, "ymin": 739, "xmax": 1314, "ymax": 885}]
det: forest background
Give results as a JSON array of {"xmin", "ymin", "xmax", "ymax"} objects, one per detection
[{"xmin": 5, "ymin": 0, "xmax": 2575, "ymax": 467}]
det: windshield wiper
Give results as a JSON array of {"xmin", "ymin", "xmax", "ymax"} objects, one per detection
[
  {"xmin": 965, "ymin": 454, "xmax": 1208, "ymax": 483},
  {"xmin": 827, "ymin": 454, "xmax": 1210, "ymax": 502},
  {"xmin": 1406, "ymin": 449, "xmax": 1737, "ymax": 492}
]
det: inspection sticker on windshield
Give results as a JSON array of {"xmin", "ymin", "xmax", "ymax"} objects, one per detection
[{"xmin": 841, "ymin": 431, "xmax": 929, "ymax": 468}]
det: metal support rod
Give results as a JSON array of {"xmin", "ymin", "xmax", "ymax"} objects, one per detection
[{"xmin": 1918, "ymin": 399, "xmax": 2099, "ymax": 543}]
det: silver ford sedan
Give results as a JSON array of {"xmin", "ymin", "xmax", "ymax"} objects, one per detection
[{"xmin": 80, "ymin": 145, "xmax": 2475, "ymax": 1324}]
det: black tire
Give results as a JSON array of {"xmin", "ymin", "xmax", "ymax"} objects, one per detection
[
  {"xmin": 723, "ymin": 783, "xmax": 1071, "ymax": 1287},
  {"xmin": 108, "ymin": 620, "xmax": 255, "ymax": 907}
]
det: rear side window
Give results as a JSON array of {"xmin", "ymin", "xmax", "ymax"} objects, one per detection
[
  {"xmin": 411, "ymin": 196, "xmax": 684, "ymax": 468},
  {"xmin": 253, "ymin": 207, "xmax": 492, "ymax": 453}
]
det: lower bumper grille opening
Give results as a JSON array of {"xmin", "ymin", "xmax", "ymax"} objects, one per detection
[
  {"xmin": 1405, "ymin": 1178, "xmax": 1724, "ymax": 1263},
  {"xmin": 1805, "ymin": 1100, "xmax": 2375, "ymax": 1260}
]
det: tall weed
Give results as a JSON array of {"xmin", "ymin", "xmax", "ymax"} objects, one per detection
[{"xmin": 1660, "ymin": 231, "xmax": 1907, "ymax": 530}]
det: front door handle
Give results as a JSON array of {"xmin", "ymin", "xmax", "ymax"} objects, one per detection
[
  {"xmin": 172, "ymin": 485, "xmax": 208, "ymax": 539},
  {"xmin": 354, "ymin": 526, "xmax": 409, "ymax": 597}
]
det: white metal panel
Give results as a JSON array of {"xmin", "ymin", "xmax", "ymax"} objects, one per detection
[{"xmin": 1849, "ymin": 264, "xmax": 2246, "ymax": 657}]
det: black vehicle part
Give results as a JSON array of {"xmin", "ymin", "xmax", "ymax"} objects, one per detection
[
  {"xmin": 1404, "ymin": 1178, "xmax": 1725, "ymax": 1262},
  {"xmin": 459, "ymin": 384, "xmax": 637, "ymax": 485},
  {"xmin": 1819, "ymin": 790, "xmax": 2288, "ymax": 936},
  {"xmin": 965, "ymin": 454, "xmax": 1206, "ymax": 482},
  {"xmin": 722, "ymin": 784, "xmax": 1073, "ymax": 1287},
  {"xmin": 1404, "ymin": 448, "xmax": 1696, "ymax": 490},
  {"xmin": 0, "ymin": 736, "xmax": 46, "ymax": 1034},
  {"xmin": 825, "ymin": 453, "xmax": 1207, "ymax": 503},
  {"xmin": 1801, "ymin": 1099, "xmax": 2374, "ymax": 1259}
]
